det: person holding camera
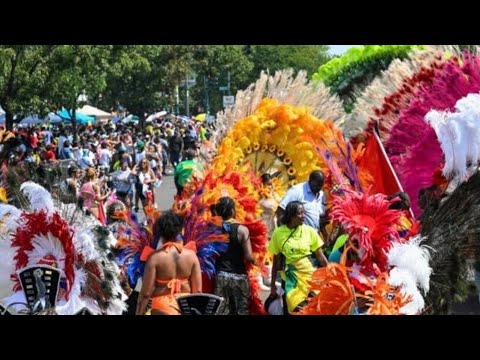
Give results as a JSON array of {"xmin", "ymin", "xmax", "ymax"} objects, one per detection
[
  {"xmin": 111, "ymin": 160, "xmax": 136, "ymax": 208},
  {"xmin": 132, "ymin": 159, "xmax": 156, "ymax": 211},
  {"xmin": 79, "ymin": 167, "xmax": 113, "ymax": 224}
]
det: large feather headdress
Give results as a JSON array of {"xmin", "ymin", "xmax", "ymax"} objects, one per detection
[{"xmin": 330, "ymin": 190, "xmax": 403, "ymax": 273}]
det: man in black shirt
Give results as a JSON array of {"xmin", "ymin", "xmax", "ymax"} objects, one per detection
[
  {"xmin": 213, "ymin": 197, "xmax": 255, "ymax": 315},
  {"xmin": 168, "ymin": 129, "xmax": 183, "ymax": 168}
]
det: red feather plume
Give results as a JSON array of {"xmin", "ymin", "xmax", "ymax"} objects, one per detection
[{"xmin": 330, "ymin": 190, "xmax": 403, "ymax": 273}]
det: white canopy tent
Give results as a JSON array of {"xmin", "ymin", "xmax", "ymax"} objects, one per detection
[
  {"xmin": 145, "ymin": 111, "xmax": 167, "ymax": 122},
  {"xmin": 77, "ymin": 105, "xmax": 113, "ymax": 120},
  {"xmin": 121, "ymin": 114, "xmax": 139, "ymax": 124}
]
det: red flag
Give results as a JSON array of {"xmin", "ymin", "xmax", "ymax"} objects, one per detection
[{"xmin": 358, "ymin": 130, "xmax": 403, "ymax": 197}]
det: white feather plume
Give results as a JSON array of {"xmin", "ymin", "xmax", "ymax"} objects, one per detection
[
  {"xmin": 424, "ymin": 109, "xmax": 457, "ymax": 177},
  {"xmin": 106, "ymin": 297, "xmax": 128, "ymax": 315},
  {"xmin": 0, "ymin": 204, "xmax": 22, "ymax": 234},
  {"xmin": 455, "ymin": 93, "xmax": 480, "ymax": 170},
  {"xmin": 25, "ymin": 233, "xmax": 66, "ymax": 271},
  {"xmin": 389, "ymin": 267, "xmax": 425, "ymax": 314},
  {"xmin": 74, "ymin": 230, "xmax": 100, "ymax": 261},
  {"xmin": 444, "ymin": 115, "xmax": 465, "ymax": 179},
  {"xmin": 20, "ymin": 181, "xmax": 54, "ymax": 214},
  {"xmin": 425, "ymin": 93, "xmax": 480, "ymax": 182},
  {"xmin": 56, "ymin": 267, "xmax": 86, "ymax": 315},
  {"xmin": 387, "ymin": 235, "xmax": 432, "ymax": 293},
  {"xmin": 0, "ymin": 236, "xmax": 16, "ymax": 298}
]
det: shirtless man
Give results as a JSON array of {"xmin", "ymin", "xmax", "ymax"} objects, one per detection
[{"xmin": 136, "ymin": 210, "xmax": 202, "ymax": 315}]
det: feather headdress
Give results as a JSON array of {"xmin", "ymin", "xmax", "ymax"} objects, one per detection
[
  {"xmin": 330, "ymin": 190, "xmax": 403, "ymax": 273},
  {"xmin": 387, "ymin": 235, "xmax": 432, "ymax": 314}
]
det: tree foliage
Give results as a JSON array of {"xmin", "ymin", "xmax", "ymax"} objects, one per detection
[
  {"xmin": 0, "ymin": 45, "xmax": 58, "ymax": 129},
  {"xmin": 44, "ymin": 45, "xmax": 111, "ymax": 137},
  {"xmin": 96, "ymin": 45, "xmax": 161, "ymax": 120},
  {"xmin": 189, "ymin": 45, "xmax": 254, "ymax": 115}
]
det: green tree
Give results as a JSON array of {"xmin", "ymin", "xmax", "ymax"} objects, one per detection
[
  {"xmin": 157, "ymin": 45, "xmax": 196, "ymax": 116},
  {"xmin": 0, "ymin": 45, "xmax": 58, "ymax": 130},
  {"xmin": 45, "ymin": 45, "xmax": 111, "ymax": 139},
  {"xmin": 190, "ymin": 45, "xmax": 253, "ymax": 115},
  {"xmin": 96, "ymin": 45, "xmax": 163, "ymax": 126},
  {"xmin": 99, "ymin": 45, "xmax": 253, "ymax": 120},
  {"xmin": 101, "ymin": 45, "xmax": 198, "ymax": 125}
]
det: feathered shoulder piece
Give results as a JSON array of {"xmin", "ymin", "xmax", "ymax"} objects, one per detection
[
  {"xmin": 299, "ymin": 247, "xmax": 355, "ymax": 315},
  {"xmin": 361, "ymin": 273, "xmax": 412, "ymax": 315}
]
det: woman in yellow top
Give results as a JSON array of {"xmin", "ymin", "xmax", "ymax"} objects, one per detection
[{"xmin": 269, "ymin": 201, "xmax": 328, "ymax": 314}]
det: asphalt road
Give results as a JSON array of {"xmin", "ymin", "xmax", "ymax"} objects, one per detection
[{"xmin": 154, "ymin": 171, "xmax": 177, "ymax": 211}]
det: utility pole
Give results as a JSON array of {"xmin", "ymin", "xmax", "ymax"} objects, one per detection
[
  {"xmin": 204, "ymin": 75, "xmax": 210, "ymax": 115},
  {"xmin": 175, "ymin": 84, "xmax": 180, "ymax": 115},
  {"xmin": 227, "ymin": 70, "xmax": 231, "ymax": 96},
  {"xmin": 185, "ymin": 73, "xmax": 190, "ymax": 117}
]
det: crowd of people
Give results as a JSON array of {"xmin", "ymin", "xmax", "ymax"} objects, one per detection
[{"xmin": 2, "ymin": 114, "xmax": 212, "ymax": 224}]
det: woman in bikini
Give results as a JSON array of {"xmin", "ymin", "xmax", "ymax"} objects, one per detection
[{"xmin": 136, "ymin": 210, "xmax": 202, "ymax": 315}]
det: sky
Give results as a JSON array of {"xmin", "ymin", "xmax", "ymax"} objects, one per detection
[{"xmin": 328, "ymin": 45, "xmax": 358, "ymax": 55}]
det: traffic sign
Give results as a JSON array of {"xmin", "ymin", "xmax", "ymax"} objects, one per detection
[
  {"xmin": 219, "ymin": 86, "xmax": 229, "ymax": 91},
  {"xmin": 223, "ymin": 96, "xmax": 235, "ymax": 107}
]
